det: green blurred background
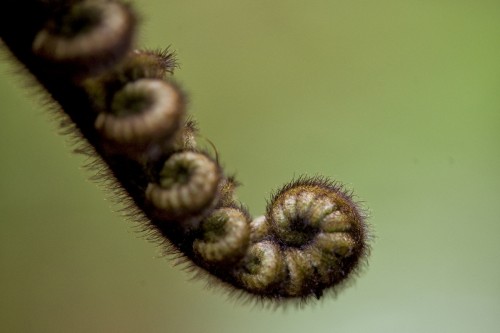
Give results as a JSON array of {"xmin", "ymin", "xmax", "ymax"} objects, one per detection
[{"xmin": 1, "ymin": 0, "xmax": 499, "ymax": 332}]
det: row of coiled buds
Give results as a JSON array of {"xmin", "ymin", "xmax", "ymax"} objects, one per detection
[{"xmin": 1, "ymin": 0, "xmax": 370, "ymax": 303}]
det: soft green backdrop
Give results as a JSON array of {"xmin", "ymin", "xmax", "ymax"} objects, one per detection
[{"xmin": 1, "ymin": 1, "xmax": 499, "ymax": 332}]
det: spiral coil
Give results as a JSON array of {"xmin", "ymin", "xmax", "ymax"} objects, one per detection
[{"xmin": 1, "ymin": 0, "xmax": 371, "ymax": 304}]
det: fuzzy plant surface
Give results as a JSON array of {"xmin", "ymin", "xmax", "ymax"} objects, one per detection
[{"xmin": 0, "ymin": 0, "xmax": 371, "ymax": 305}]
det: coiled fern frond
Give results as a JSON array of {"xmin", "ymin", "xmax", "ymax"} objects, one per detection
[{"xmin": 0, "ymin": 0, "xmax": 371, "ymax": 305}]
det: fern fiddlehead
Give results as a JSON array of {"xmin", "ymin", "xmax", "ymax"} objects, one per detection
[{"xmin": 1, "ymin": 0, "xmax": 371, "ymax": 304}]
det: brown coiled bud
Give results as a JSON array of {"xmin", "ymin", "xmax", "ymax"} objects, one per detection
[
  {"xmin": 145, "ymin": 151, "xmax": 221, "ymax": 224},
  {"xmin": 233, "ymin": 241, "xmax": 284, "ymax": 294},
  {"xmin": 32, "ymin": 0, "xmax": 136, "ymax": 77},
  {"xmin": 194, "ymin": 207, "xmax": 250, "ymax": 264},
  {"xmin": 94, "ymin": 78, "xmax": 185, "ymax": 154},
  {"xmin": 263, "ymin": 177, "xmax": 368, "ymax": 299}
]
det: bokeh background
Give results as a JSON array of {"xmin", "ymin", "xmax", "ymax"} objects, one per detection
[{"xmin": 1, "ymin": 0, "xmax": 499, "ymax": 332}]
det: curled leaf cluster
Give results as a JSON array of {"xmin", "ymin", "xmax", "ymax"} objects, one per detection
[{"xmin": 0, "ymin": 0, "xmax": 371, "ymax": 304}]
